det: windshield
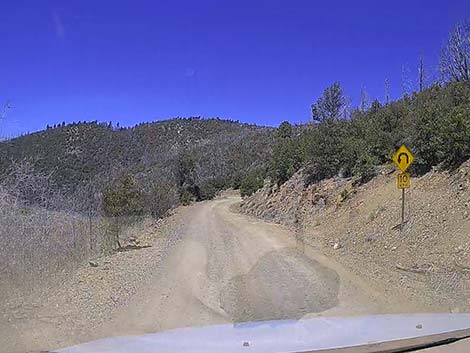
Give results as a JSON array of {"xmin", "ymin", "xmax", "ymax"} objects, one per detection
[{"xmin": 1, "ymin": 1, "xmax": 469, "ymax": 353}]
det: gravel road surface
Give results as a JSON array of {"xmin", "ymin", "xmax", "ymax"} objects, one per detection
[
  {"xmin": 3, "ymin": 195, "xmax": 407, "ymax": 353},
  {"xmin": 98, "ymin": 195, "xmax": 401, "ymax": 338}
]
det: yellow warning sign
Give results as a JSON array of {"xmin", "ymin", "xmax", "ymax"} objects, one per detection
[
  {"xmin": 393, "ymin": 145, "xmax": 414, "ymax": 172},
  {"xmin": 397, "ymin": 172, "xmax": 410, "ymax": 189}
]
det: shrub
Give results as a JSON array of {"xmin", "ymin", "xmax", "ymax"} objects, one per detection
[
  {"xmin": 303, "ymin": 119, "xmax": 349, "ymax": 183},
  {"xmin": 439, "ymin": 105, "xmax": 470, "ymax": 169},
  {"xmin": 303, "ymin": 82, "xmax": 470, "ymax": 184},
  {"xmin": 179, "ymin": 189, "xmax": 194, "ymax": 205},
  {"xmin": 268, "ymin": 121, "xmax": 303, "ymax": 185},
  {"xmin": 199, "ymin": 178, "xmax": 227, "ymax": 200},
  {"xmin": 103, "ymin": 174, "xmax": 144, "ymax": 217},
  {"xmin": 240, "ymin": 169, "xmax": 265, "ymax": 197}
]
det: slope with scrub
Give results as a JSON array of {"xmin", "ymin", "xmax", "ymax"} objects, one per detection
[{"xmin": 238, "ymin": 160, "xmax": 470, "ymax": 312}]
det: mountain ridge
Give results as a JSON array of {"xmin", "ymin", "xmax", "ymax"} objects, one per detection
[{"xmin": 0, "ymin": 117, "xmax": 275, "ymax": 211}]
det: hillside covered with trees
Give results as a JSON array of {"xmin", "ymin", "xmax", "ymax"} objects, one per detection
[
  {"xmin": 259, "ymin": 81, "xmax": 470, "ymax": 196},
  {"xmin": 0, "ymin": 118, "xmax": 274, "ymax": 217},
  {"xmin": 244, "ymin": 20, "xmax": 470, "ymax": 196}
]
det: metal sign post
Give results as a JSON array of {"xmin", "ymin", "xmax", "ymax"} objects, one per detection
[
  {"xmin": 393, "ymin": 146, "xmax": 414, "ymax": 231},
  {"xmin": 401, "ymin": 188, "xmax": 405, "ymax": 230},
  {"xmin": 397, "ymin": 172, "xmax": 410, "ymax": 230}
]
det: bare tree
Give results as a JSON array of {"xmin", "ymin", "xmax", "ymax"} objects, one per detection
[
  {"xmin": 401, "ymin": 64, "xmax": 412, "ymax": 96},
  {"xmin": 360, "ymin": 85, "xmax": 369, "ymax": 111},
  {"xmin": 440, "ymin": 20, "xmax": 470, "ymax": 83},
  {"xmin": 384, "ymin": 78, "xmax": 390, "ymax": 104},
  {"xmin": 4, "ymin": 159, "xmax": 55, "ymax": 208},
  {"xmin": 0, "ymin": 100, "xmax": 12, "ymax": 138},
  {"xmin": 0, "ymin": 100, "xmax": 11, "ymax": 122},
  {"xmin": 419, "ymin": 57, "xmax": 425, "ymax": 91}
]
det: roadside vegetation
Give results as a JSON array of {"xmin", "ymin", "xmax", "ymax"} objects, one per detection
[
  {"xmin": 242, "ymin": 20, "xmax": 470, "ymax": 196},
  {"xmin": 262, "ymin": 81, "xmax": 470, "ymax": 191},
  {"xmin": 0, "ymin": 161, "xmax": 114, "ymax": 299},
  {"xmin": 0, "ymin": 118, "xmax": 273, "ymax": 204},
  {"xmin": 0, "ymin": 119, "xmax": 273, "ymax": 297}
]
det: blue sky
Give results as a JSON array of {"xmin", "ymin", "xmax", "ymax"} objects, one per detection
[{"xmin": 0, "ymin": 0, "xmax": 469, "ymax": 136}]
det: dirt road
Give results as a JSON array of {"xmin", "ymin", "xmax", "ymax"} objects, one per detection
[
  {"xmin": 98, "ymin": 195, "xmax": 406, "ymax": 338},
  {"xmin": 3, "ymin": 195, "xmax": 412, "ymax": 353}
]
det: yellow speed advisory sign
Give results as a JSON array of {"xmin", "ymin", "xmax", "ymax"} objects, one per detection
[
  {"xmin": 392, "ymin": 145, "xmax": 414, "ymax": 172},
  {"xmin": 397, "ymin": 172, "xmax": 410, "ymax": 189}
]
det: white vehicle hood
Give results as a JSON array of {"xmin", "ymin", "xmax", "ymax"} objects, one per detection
[{"xmin": 53, "ymin": 314, "xmax": 470, "ymax": 353}]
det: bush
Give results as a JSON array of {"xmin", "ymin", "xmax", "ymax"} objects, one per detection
[
  {"xmin": 179, "ymin": 189, "xmax": 194, "ymax": 205},
  {"xmin": 268, "ymin": 121, "xmax": 303, "ymax": 185},
  {"xmin": 303, "ymin": 82, "xmax": 470, "ymax": 184},
  {"xmin": 303, "ymin": 119, "xmax": 349, "ymax": 183},
  {"xmin": 230, "ymin": 173, "xmax": 243, "ymax": 189},
  {"xmin": 199, "ymin": 178, "xmax": 228, "ymax": 200},
  {"xmin": 240, "ymin": 169, "xmax": 265, "ymax": 197},
  {"xmin": 411, "ymin": 84, "xmax": 470, "ymax": 173},
  {"xmin": 103, "ymin": 174, "xmax": 144, "ymax": 217},
  {"xmin": 438, "ymin": 105, "xmax": 470, "ymax": 169},
  {"xmin": 144, "ymin": 182, "xmax": 178, "ymax": 217}
]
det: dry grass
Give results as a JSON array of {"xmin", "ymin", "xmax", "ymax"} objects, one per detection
[
  {"xmin": 0, "ymin": 187, "xmax": 117, "ymax": 301},
  {"xmin": 0, "ymin": 160, "xmax": 167, "ymax": 304}
]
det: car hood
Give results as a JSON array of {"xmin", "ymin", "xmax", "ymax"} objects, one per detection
[{"xmin": 52, "ymin": 313, "xmax": 470, "ymax": 353}]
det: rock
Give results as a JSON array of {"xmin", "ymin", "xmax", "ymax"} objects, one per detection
[
  {"xmin": 89, "ymin": 261, "xmax": 99, "ymax": 267},
  {"xmin": 333, "ymin": 243, "xmax": 341, "ymax": 250}
]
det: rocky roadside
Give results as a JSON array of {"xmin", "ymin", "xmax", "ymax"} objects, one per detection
[{"xmin": 238, "ymin": 161, "xmax": 470, "ymax": 313}]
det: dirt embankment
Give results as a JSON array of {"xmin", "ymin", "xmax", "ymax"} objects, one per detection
[{"xmin": 238, "ymin": 161, "xmax": 470, "ymax": 312}]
